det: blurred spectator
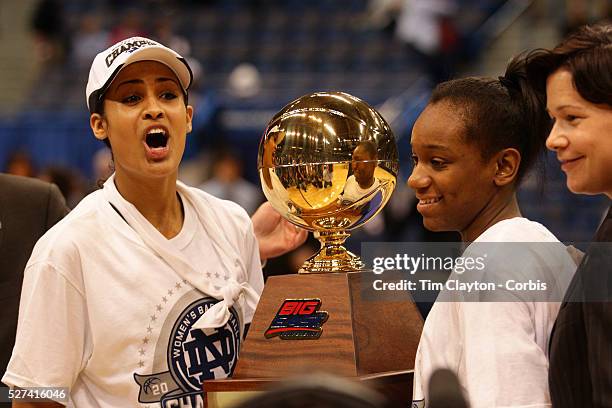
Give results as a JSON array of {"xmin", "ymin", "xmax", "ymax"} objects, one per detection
[
  {"xmin": 4, "ymin": 151, "xmax": 36, "ymax": 178},
  {"xmin": 38, "ymin": 166, "xmax": 86, "ymax": 208},
  {"xmin": 177, "ymin": 56, "xmax": 222, "ymax": 185},
  {"xmin": 185, "ymin": 57, "xmax": 205, "ymax": 108},
  {"xmin": 30, "ymin": 0, "xmax": 69, "ymax": 64},
  {"xmin": 153, "ymin": 18, "xmax": 191, "ymax": 57},
  {"xmin": 198, "ymin": 149, "xmax": 263, "ymax": 215},
  {"xmin": 109, "ymin": 8, "xmax": 148, "ymax": 44},
  {"xmin": 363, "ymin": 0, "xmax": 402, "ymax": 34},
  {"xmin": 561, "ymin": 0, "xmax": 611, "ymax": 36},
  {"xmin": 72, "ymin": 13, "xmax": 109, "ymax": 70},
  {"xmin": 395, "ymin": 0, "xmax": 459, "ymax": 82},
  {"xmin": 227, "ymin": 63, "xmax": 262, "ymax": 99},
  {"xmin": 178, "ymin": 150, "xmax": 213, "ymax": 187}
]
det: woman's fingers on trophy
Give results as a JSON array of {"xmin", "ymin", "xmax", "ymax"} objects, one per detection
[
  {"xmin": 251, "ymin": 202, "xmax": 279, "ymax": 235},
  {"xmin": 252, "ymin": 201, "xmax": 308, "ymax": 261},
  {"xmin": 285, "ymin": 219, "xmax": 308, "ymax": 248},
  {"xmin": 263, "ymin": 216, "xmax": 307, "ymax": 258}
]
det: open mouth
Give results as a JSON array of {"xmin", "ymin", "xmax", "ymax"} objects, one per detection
[
  {"xmin": 145, "ymin": 128, "xmax": 168, "ymax": 148},
  {"xmin": 143, "ymin": 127, "xmax": 170, "ymax": 160}
]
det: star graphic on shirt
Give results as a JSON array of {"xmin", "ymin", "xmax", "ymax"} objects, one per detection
[
  {"xmin": 182, "ymin": 279, "xmax": 187, "ymax": 285},
  {"xmin": 156, "ymin": 304, "xmax": 162, "ymax": 312},
  {"xmin": 206, "ymin": 272, "xmax": 212, "ymax": 278},
  {"xmin": 168, "ymin": 289, "xmax": 174, "ymax": 296},
  {"xmin": 146, "ymin": 326, "xmax": 153, "ymax": 334},
  {"xmin": 162, "ymin": 296, "xmax": 168, "ymax": 303},
  {"xmin": 224, "ymin": 275, "xmax": 229, "ymax": 281},
  {"xmin": 142, "ymin": 337, "xmax": 149, "ymax": 345},
  {"xmin": 139, "ymin": 348, "xmax": 145, "ymax": 356},
  {"xmin": 175, "ymin": 282, "xmax": 182, "ymax": 290},
  {"xmin": 150, "ymin": 315, "xmax": 157, "ymax": 322},
  {"xmin": 138, "ymin": 360, "xmax": 145, "ymax": 368},
  {"xmin": 214, "ymin": 272, "xmax": 220, "ymax": 279}
]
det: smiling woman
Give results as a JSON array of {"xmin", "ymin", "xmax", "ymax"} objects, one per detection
[
  {"xmin": 545, "ymin": 69, "xmax": 612, "ymax": 195},
  {"xmin": 1, "ymin": 37, "xmax": 268, "ymax": 408},
  {"xmin": 524, "ymin": 23, "xmax": 612, "ymax": 408},
  {"xmin": 409, "ymin": 56, "xmax": 577, "ymax": 408}
]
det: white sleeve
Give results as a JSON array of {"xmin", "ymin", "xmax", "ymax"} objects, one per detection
[
  {"xmin": 242, "ymin": 220, "xmax": 264, "ymax": 324},
  {"xmin": 412, "ymin": 342, "xmax": 426, "ymax": 407},
  {"xmin": 2, "ymin": 262, "xmax": 91, "ymax": 397},
  {"xmin": 458, "ymin": 302, "xmax": 551, "ymax": 408}
]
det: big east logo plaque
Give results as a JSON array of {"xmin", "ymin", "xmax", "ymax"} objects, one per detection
[{"xmin": 264, "ymin": 299, "xmax": 329, "ymax": 340}]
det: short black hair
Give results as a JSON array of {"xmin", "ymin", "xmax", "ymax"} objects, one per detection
[
  {"xmin": 354, "ymin": 140, "xmax": 377, "ymax": 159},
  {"xmin": 428, "ymin": 55, "xmax": 549, "ymax": 185},
  {"xmin": 525, "ymin": 23, "xmax": 612, "ymax": 107}
]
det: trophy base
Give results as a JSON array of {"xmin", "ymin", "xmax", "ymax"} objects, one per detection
[
  {"xmin": 205, "ymin": 271, "xmax": 424, "ymax": 407},
  {"xmin": 299, "ymin": 230, "xmax": 364, "ymax": 274},
  {"xmin": 299, "ymin": 249, "xmax": 364, "ymax": 274}
]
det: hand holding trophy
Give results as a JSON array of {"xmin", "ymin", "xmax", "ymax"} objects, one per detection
[{"xmin": 258, "ymin": 91, "xmax": 399, "ymax": 273}]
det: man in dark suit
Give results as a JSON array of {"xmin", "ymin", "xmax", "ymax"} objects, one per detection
[{"xmin": 0, "ymin": 174, "xmax": 68, "ymax": 396}]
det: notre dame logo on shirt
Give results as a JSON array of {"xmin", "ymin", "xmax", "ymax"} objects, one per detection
[{"xmin": 134, "ymin": 297, "xmax": 241, "ymax": 407}]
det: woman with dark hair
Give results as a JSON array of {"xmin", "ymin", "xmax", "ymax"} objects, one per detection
[
  {"xmin": 409, "ymin": 58, "xmax": 576, "ymax": 407},
  {"xmin": 524, "ymin": 23, "xmax": 612, "ymax": 408}
]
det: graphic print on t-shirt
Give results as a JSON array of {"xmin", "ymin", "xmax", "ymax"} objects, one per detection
[{"xmin": 133, "ymin": 286, "xmax": 241, "ymax": 407}]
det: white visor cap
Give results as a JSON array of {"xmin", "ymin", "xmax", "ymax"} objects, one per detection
[{"xmin": 86, "ymin": 36, "xmax": 192, "ymax": 113}]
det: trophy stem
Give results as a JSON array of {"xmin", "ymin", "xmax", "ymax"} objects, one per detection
[{"xmin": 299, "ymin": 230, "xmax": 364, "ymax": 274}]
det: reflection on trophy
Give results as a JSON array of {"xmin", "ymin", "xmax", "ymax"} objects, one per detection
[
  {"xmin": 340, "ymin": 141, "xmax": 380, "ymax": 205},
  {"xmin": 257, "ymin": 91, "xmax": 399, "ymax": 273}
]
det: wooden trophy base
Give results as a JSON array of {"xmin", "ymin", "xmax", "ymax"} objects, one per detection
[{"xmin": 204, "ymin": 271, "xmax": 423, "ymax": 407}]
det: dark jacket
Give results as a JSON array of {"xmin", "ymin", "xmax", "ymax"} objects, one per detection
[
  {"xmin": 0, "ymin": 174, "xmax": 69, "ymax": 390},
  {"xmin": 549, "ymin": 204, "xmax": 612, "ymax": 408}
]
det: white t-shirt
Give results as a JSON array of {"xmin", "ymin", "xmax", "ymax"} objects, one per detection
[
  {"xmin": 2, "ymin": 177, "xmax": 264, "ymax": 407},
  {"xmin": 340, "ymin": 175, "xmax": 380, "ymax": 204},
  {"xmin": 412, "ymin": 218, "xmax": 576, "ymax": 408}
]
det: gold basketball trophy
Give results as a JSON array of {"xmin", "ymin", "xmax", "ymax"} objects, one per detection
[
  {"xmin": 204, "ymin": 92, "xmax": 423, "ymax": 407},
  {"xmin": 259, "ymin": 91, "xmax": 398, "ymax": 273}
]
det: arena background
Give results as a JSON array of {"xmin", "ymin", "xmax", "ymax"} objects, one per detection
[{"xmin": 0, "ymin": 0, "xmax": 609, "ymax": 277}]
